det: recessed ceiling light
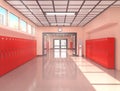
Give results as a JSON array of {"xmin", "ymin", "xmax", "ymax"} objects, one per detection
[{"xmin": 46, "ymin": 12, "xmax": 76, "ymax": 16}]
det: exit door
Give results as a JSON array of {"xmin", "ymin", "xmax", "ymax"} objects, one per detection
[{"xmin": 53, "ymin": 39, "xmax": 67, "ymax": 49}]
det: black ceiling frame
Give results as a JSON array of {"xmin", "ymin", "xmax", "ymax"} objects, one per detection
[
  {"xmin": 83, "ymin": 0, "xmax": 118, "ymax": 27},
  {"xmin": 5, "ymin": 0, "xmax": 120, "ymax": 27},
  {"xmin": 11, "ymin": 4, "xmax": 117, "ymax": 7},
  {"xmin": 5, "ymin": 0, "xmax": 43, "ymax": 26},
  {"xmin": 25, "ymin": 7, "xmax": 110, "ymax": 10},
  {"xmin": 36, "ymin": 0, "xmax": 51, "ymax": 26},
  {"xmin": 51, "ymin": 0, "xmax": 57, "ymax": 26},
  {"xmin": 70, "ymin": 0, "xmax": 86, "ymax": 26},
  {"xmin": 19, "ymin": 0, "xmax": 44, "ymax": 26},
  {"xmin": 77, "ymin": 0, "xmax": 102, "ymax": 26},
  {"xmin": 63, "ymin": 0, "xmax": 70, "ymax": 26}
]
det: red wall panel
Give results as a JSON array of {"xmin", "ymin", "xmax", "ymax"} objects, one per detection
[
  {"xmin": 86, "ymin": 38, "xmax": 115, "ymax": 69},
  {"xmin": 0, "ymin": 36, "xmax": 36, "ymax": 76}
]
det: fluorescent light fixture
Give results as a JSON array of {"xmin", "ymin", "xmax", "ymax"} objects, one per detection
[
  {"xmin": 46, "ymin": 12, "xmax": 75, "ymax": 16},
  {"xmin": 51, "ymin": 23, "xmax": 70, "ymax": 26}
]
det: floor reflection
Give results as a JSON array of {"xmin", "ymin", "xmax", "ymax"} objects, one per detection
[
  {"xmin": 53, "ymin": 49, "xmax": 67, "ymax": 58},
  {"xmin": 3, "ymin": 49, "xmax": 120, "ymax": 91},
  {"xmin": 43, "ymin": 49, "xmax": 77, "ymax": 79},
  {"xmin": 43, "ymin": 60, "xmax": 77, "ymax": 79},
  {"xmin": 41, "ymin": 49, "xmax": 95, "ymax": 91},
  {"xmin": 72, "ymin": 57, "xmax": 120, "ymax": 91}
]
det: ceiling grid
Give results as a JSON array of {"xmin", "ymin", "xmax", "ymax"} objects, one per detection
[
  {"xmin": 63, "ymin": 0, "xmax": 70, "ymax": 26},
  {"xmin": 51, "ymin": 0, "xmax": 57, "ymax": 24},
  {"xmin": 77, "ymin": 0, "xmax": 102, "ymax": 26},
  {"xmin": 5, "ymin": 0, "xmax": 120, "ymax": 27},
  {"xmin": 20, "ymin": 0, "xmax": 44, "ymax": 26}
]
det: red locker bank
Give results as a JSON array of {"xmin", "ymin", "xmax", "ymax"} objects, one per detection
[
  {"xmin": 86, "ymin": 37, "xmax": 115, "ymax": 69},
  {"xmin": 0, "ymin": 36, "xmax": 36, "ymax": 76}
]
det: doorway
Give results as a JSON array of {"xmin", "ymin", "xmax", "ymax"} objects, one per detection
[
  {"xmin": 42, "ymin": 32, "xmax": 77, "ymax": 55},
  {"xmin": 53, "ymin": 39, "xmax": 67, "ymax": 49}
]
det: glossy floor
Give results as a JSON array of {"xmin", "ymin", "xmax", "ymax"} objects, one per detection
[{"xmin": 0, "ymin": 49, "xmax": 120, "ymax": 91}]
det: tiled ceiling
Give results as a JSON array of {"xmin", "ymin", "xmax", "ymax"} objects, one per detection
[{"xmin": 5, "ymin": 0, "xmax": 120, "ymax": 27}]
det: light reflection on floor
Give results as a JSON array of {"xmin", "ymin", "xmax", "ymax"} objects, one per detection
[
  {"xmin": 0, "ymin": 49, "xmax": 120, "ymax": 91},
  {"xmin": 72, "ymin": 57, "xmax": 120, "ymax": 91},
  {"xmin": 54, "ymin": 49, "xmax": 67, "ymax": 58}
]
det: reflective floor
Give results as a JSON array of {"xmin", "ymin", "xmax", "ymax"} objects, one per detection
[{"xmin": 0, "ymin": 49, "xmax": 120, "ymax": 91}]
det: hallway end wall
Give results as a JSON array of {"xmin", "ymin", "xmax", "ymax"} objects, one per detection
[{"xmin": 36, "ymin": 27, "xmax": 83, "ymax": 56}]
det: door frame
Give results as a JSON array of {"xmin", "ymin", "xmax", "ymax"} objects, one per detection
[{"xmin": 42, "ymin": 32, "xmax": 77, "ymax": 55}]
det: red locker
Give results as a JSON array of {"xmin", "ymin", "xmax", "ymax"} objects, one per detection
[
  {"xmin": 0, "ymin": 35, "xmax": 37, "ymax": 76},
  {"xmin": 86, "ymin": 38, "xmax": 115, "ymax": 69}
]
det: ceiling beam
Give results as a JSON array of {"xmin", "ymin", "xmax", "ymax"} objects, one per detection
[
  {"xmin": 83, "ymin": 0, "xmax": 118, "ymax": 27},
  {"xmin": 77, "ymin": 0, "xmax": 102, "ymax": 25},
  {"xmin": 70, "ymin": 0, "xmax": 86, "ymax": 26},
  {"xmin": 5, "ymin": 0, "xmax": 119, "ymax": 27},
  {"xmin": 52, "ymin": 0, "xmax": 57, "ymax": 26},
  {"xmin": 64, "ymin": 0, "xmax": 70, "ymax": 26},
  {"xmin": 20, "ymin": 0, "xmax": 44, "ymax": 26},
  {"xmin": 36, "ymin": 0, "xmax": 50, "ymax": 26}
]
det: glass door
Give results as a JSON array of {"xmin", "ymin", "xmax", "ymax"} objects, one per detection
[
  {"xmin": 54, "ymin": 39, "xmax": 67, "ymax": 49},
  {"xmin": 54, "ymin": 39, "xmax": 60, "ymax": 48},
  {"xmin": 61, "ymin": 39, "xmax": 67, "ymax": 49}
]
